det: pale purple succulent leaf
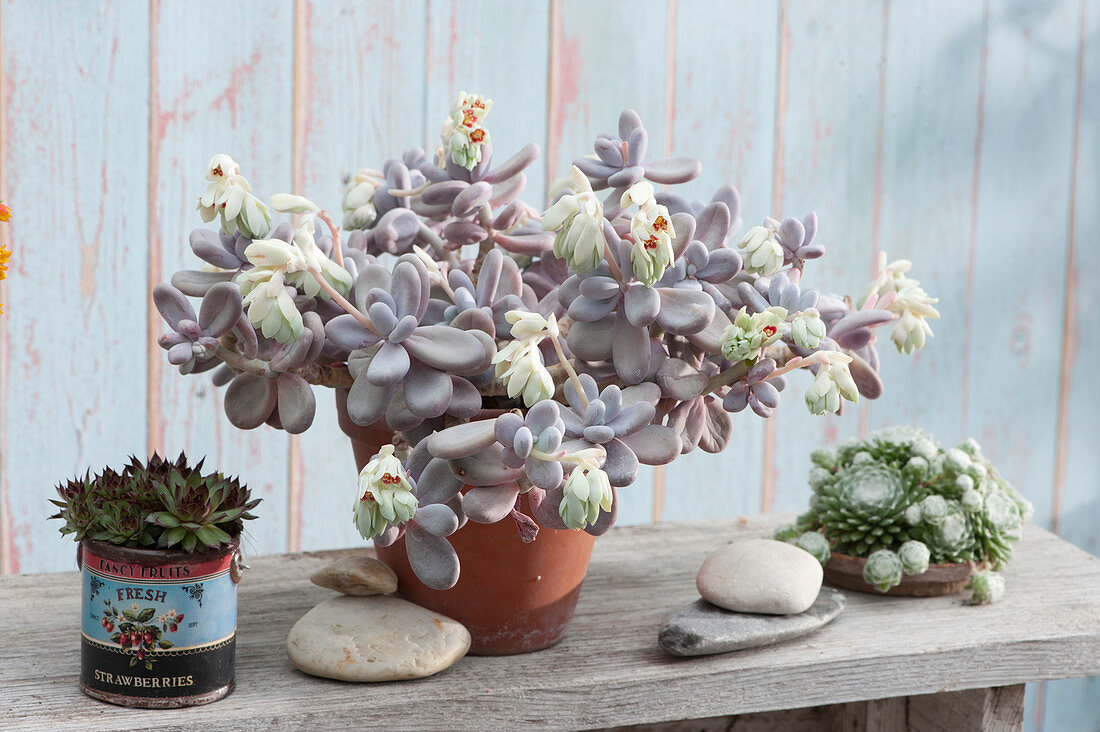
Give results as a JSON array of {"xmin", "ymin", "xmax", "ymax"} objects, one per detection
[
  {"xmin": 232, "ymin": 313, "xmax": 258, "ymax": 358},
  {"xmin": 670, "ymin": 212, "xmax": 697, "ymax": 259},
  {"xmin": 563, "ymin": 373, "xmax": 600, "ymax": 414},
  {"xmin": 655, "ymin": 287, "xmax": 715, "ymax": 334},
  {"xmin": 619, "ymin": 424, "xmax": 682, "ymax": 465},
  {"xmin": 446, "ymin": 376, "xmax": 482, "ymax": 418},
  {"xmin": 569, "ymin": 294, "xmax": 618, "ymax": 322},
  {"xmin": 573, "ymin": 157, "xmax": 619, "ymax": 180},
  {"xmin": 190, "ymin": 229, "xmax": 241, "ymax": 269},
  {"xmin": 450, "ymin": 446, "xmax": 524, "ymax": 486},
  {"xmin": 367, "ymin": 301, "xmax": 399, "ymax": 335},
  {"xmin": 482, "ymin": 142, "xmax": 540, "ymax": 184},
  {"xmin": 198, "ymin": 282, "xmax": 244, "ymax": 336},
  {"xmin": 346, "ymin": 377, "xmax": 395, "ymax": 426},
  {"xmin": 583, "ymin": 424, "xmax": 616, "ymax": 444},
  {"xmin": 526, "ymin": 399, "xmax": 561, "ymax": 433},
  {"xmin": 366, "ymin": 341, "xmax": 411, "ymax": 385},
  {"xmin": 153, "ymin": 284, "xmax": 198, "ymax": 330},
  {"xmin": 849, "ymin": 351, "xmax": 884, "ymax": 399},
  {"xmin": 270, "ymin": 328, "xmax": 314, "ymax": 372},
  {"xmin": 594, "ymin": 137, "xmax": 623, "ymax": 167},
  {"xmin": 428, "ymin": 419, "xmax": 498, "ymax": 459},
  {"xmin": 452, "ymin": 181, "xmax": 493, "ymax": 218},
  {"xmin": 699, "ymin": 398, "xmax": 734, "ymax": 454},
  {"xmin": 494, "ymin": 232, "xmax": 555, "ymax": 255},
  {"xmin": 414, "ymin": 457, "xmax": 465, "ymax": 505},
  {"xmin": 421, "ymin": 180, "xmax": 467, "ymax": 206},
  {"xmin": 171, "ymin": 269, "xmax": 234, "ymax": 297},
  {"xmin": 643, "ymin": 157, "xmax": 702, "ymax": 184},
  {"xmin": 411, "ymin": 503, "xmax": 459, "ymax": 537},
  {"xmin": 695, "ymin": 202, "xmax": 732, "ymax": 250},
  {"xmin": 167, "ymin": 342, "xmax": 192, "ymax": 365},
  {"xmin": 657, "ymin": 357, "xmax": 710, "ymax": 400},
  {"xmin": 605, "ymin": 401, "xmax": 656, "ymax": 436},
  {"xmin": 463, "ymin": 483, "xmax": 521, "ymax": 524},
  {"xmin": 623, "ymin": 284, "xmax": 660, "ymax": 327},
  {"xmin": 325, "ymin": 315, "xmax": 381, "ymax": 351},
  {"xmin": 525, "ymin": 458, "xmax": 564, "ymax": 490},
  {"xmin": 695, "ymin": 248, "xmax": 743, "ymax": 283},
  {"xmin": 224, "ymin": 373, "xmax": 278, "ymax": 430},
  {"xmin": 753, "ymin": 381, "xmax": 781, "ymax": 409},
  {"xmin": 567, "ymin": 319, "xmax": 615, "ymax": 361},
  {"xmin": 602, "ymin": 439, "xmax": 639, "ymax": 487},
  {"xmin": 608, "ymin": 165, "xmax": 644, "ymax": 188},
  {"xmin": 621, "ymin": 380, "xmax": 662, "ymax": 406},
  {"xmin": 404, "ymin": 363, "xmax": 453, "ymax": 418},
  {"xmin": 512, "ymin": 426, "xmax": 533, "ymax": 457},
  {"xmin": 627, "ymin": 126, "xmax": 647, "ymax": 166},
  {"xmin": 494, "ymin": 412, "xmax": 523, "ymax": 445},
  {"xmin": 275, "ymin": 373, "xmax": 316, "ymax": 434},
  {"xmin": 613, "ymin": 321, "xmax": 651, "ymax": 384},
  {"xmin": 836, "ymin": 328, "xmax": 874, "ymax": 350},
  {"xmin": 830, "ymin": 309, "xmax": 895, "ymax": 339},
  {"xmin": 404, "ymin": 525, "xmax": 460, "ymax": 591},
  {"xmin": 584, "ymin": 487, "xmax": 619, "ymax": 536},
  {"xmin": 374, "ymin": 524, "xmax": 404, "ymax": 548},
  {"xmin": 403, "ymin": 327, "xmax": 488, "ymax": 373}
]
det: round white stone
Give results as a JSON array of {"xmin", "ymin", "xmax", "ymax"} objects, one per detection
[
  {"xmin": 286, "ymin": 595, "xmax": 471, "ymax": 681},
  {"xmin": 696, "ymin": 538, "xmax": 823, "ymax": 615}
]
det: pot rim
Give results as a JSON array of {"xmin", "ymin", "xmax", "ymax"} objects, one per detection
[{"xmin": 80, "ymin": 536, "xmax": 239, "ymax": 566}]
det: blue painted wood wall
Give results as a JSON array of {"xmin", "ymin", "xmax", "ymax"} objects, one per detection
[{"xmin": 0, "ymin": 1, "xmax": 1096, "ymax": 728}]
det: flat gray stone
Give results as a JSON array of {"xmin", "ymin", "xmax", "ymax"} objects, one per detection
[{"xmin": 659, "ymin": 588, "xmax": 846, "ymax": 657}]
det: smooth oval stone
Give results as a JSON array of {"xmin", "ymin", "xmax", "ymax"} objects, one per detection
[
  {"xmin": 287, "ymin": 596, "xmax": 470, "ymax": 682},
  {"xmin": 696, "ymin": 538, "xmax": 823, "ymax": 615},
  {"xmin": 659, "ymin": 588, "xmax": 846, "ymax": 656},
  {"xmin": 310, "ymin": 555, "xmax": 399, "ymax": 596}
]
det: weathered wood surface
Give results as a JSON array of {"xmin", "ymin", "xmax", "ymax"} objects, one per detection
[
  {"xmin": 1, "ymin": 1, "xmax": 1099, "ymax": 727},
  {"xmin": 2, "ymin": 515, "xmax": 1098, "ymax": 731}
]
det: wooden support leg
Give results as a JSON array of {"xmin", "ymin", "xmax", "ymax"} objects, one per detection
[
  {"xmin": 826, "ymin": 697, "xmax": 907, "ymax": 731},
  {"xmin": 907, "ymin": 684, "xmax": 1026, "ymax": 732}
]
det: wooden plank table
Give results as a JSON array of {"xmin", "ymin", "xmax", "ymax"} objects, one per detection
[{"xmin": 3, "ymin": 514, "xmax": 1099, "ymax": 731}]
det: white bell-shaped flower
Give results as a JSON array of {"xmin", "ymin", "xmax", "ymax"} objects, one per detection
[
  {"xmin": 559, "ymin": 466, "xmax": 613, "ymax": 530},
  {"xmin": 353, "ymin": 444, "xmax": 417, "ymax": 540}
]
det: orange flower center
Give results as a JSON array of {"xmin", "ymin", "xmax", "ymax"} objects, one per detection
[
  {"xmin": 380, "ymin": 473, "xmax": 401, "ymax": 485},
  {"xmin": 470, "ymin": 128, "xmax": 486, "ymax": 143},
  {"xmin": 653, "ymin": 216, "xmax": 669, "ymax": 232},
  {"xmin": 763, "ymin": 325, "xmax": 777, "ymax": 337},
  {"xmin": 644, "ymin": 236, "xmax": 660, "ymax": 251}
]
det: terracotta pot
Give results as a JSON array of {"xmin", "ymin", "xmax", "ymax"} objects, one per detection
[
  {"xmin": 824, "ymin": 551, "xmax": 974, "ymax": 597},
  {"xmin": 335, "ymin": 389, "xmax": 596, "ymax": 655}
]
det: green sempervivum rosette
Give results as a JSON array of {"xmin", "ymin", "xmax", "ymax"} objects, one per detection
[
  {"xmin": 817, "ymin": 463, "xmax": 914, "ymax": 555},
  {"xmin": 863, "ymin": 549, "xmax": 904, "ymax": 592}
]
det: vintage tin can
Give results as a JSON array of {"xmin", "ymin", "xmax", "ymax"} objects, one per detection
[{"xmin": 78, "ymin": 539, "xmax": 240, "ymax": 708}]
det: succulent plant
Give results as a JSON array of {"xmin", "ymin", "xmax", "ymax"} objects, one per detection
[
  {"xmin": 965, "ymin": 570, "xmax": 1006, "ymax": 605},
  {"xmin": 898, "ymin": 540, "xmax": 930, "ymax": 575},
  {"xmin": 49, "ymin": 453, "xmax": 259, "ymax": 552},
  {"xmin": 793, "ymin": 531, "xmax": 831, "ymax": 565},
  {"xmin": 778, "ymin": 427, "xmax": 1031, "ymax": 598},
  {"xmin": 863, "ymin": 549, "xmax": 904, "ymax": 592},
  {"xmin": 155, "ymin": 95, "xmax": 938, "ymax": 589},
  {"xmin": 816, "ymin": 463, "xmax": 913, "ymax": 555}
]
